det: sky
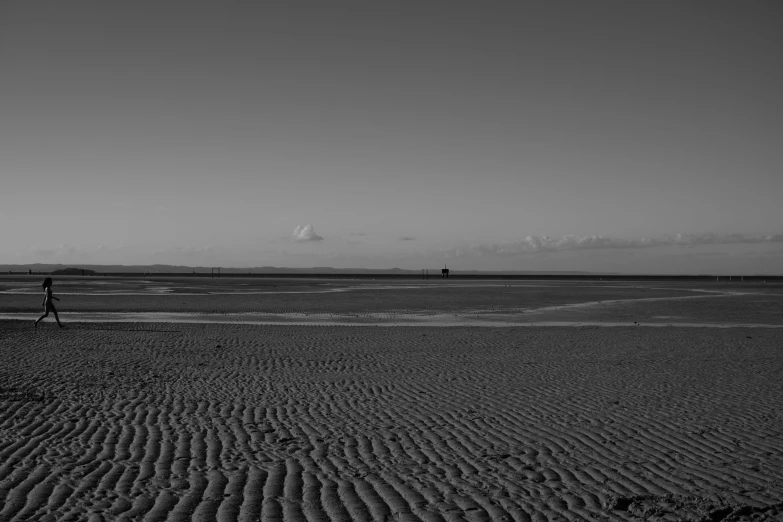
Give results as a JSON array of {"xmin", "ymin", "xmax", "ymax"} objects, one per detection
[{"xmin": 1, "ymin": 1, "xmax": 781, "ymax": 273}]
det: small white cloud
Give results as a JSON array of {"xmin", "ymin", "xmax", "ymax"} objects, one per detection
[{"xmin": 292, "ymin": 224, "xmax": 324, "ymax": 242}]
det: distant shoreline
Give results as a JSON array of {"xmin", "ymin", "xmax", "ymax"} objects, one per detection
[
  {"xmin": 2, "ymin": 263, "xmax": 781, "ymax": 280},
  {"xmin": 1, "ymin": 272, "xmax": 780, "ymax": 281}
]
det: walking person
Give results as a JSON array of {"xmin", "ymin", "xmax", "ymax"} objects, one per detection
[{"xmin": 34, "ymin": 277, "xmax": 64, "ymax": 328}]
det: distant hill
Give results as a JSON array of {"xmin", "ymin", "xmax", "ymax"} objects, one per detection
[
  {"xmin": 50, "ymin": 267, "xmax": 97, "ymax": 276},
  {"xmin": 0, "ymin": 263, "xmax": 594, "ymax": 275}
]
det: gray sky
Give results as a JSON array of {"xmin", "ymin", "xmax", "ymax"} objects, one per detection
[{"xmin": 1, "ymin": 1, "xmax": 781, "ymax": 273}]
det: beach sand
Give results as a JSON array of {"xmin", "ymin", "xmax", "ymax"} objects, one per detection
[{"xmin": 1, "ymin": 278, "xmax": 782, "ymax": 520}]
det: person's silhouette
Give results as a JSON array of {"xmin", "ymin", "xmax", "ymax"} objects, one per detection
[{"xmin": 34, "ymin": 277, "xmax": 63, "ymax": 328}]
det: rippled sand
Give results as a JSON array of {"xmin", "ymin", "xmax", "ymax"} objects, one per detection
[{"xmin": 1, "ymin": 278, "xmax": 782, "ymax": 520}]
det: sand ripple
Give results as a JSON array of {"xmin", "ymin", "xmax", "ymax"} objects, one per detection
[{"xmin": 1, "ymin": 322, "xmax": 782, "ymax": 520}]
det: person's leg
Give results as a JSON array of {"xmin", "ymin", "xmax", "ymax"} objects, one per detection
[
  {"xmin": 50, "ymin": 304, "xmax": 63, "ymax": 327},
  {"xmin": 34, "ymin": 309, "xmax": 48, "ymax": 327}
]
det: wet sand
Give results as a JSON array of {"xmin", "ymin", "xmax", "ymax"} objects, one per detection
[{"xmin": 1, "ymin": 278, "xmax": 782, "ymax": 520}]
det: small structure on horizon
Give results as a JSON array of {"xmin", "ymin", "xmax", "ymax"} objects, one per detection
[{"xmin": 441, "ymin": 265, "xmax": 450, "ymax": 279}]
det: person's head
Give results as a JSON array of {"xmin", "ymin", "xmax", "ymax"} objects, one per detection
[{"xmin": 42, "ymin": 277, "xmax": 52, "ymax": 289}]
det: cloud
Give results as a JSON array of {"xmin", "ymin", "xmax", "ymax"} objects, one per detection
[
  {"xmin": 292, "ymin": 224, "xmax": 324, "ymax": 242},
  {"xmin": 449, "ymin": 233, "xmax": 783, "ymax": 257},
  {"xmin": 399, "ymin": 236, "xmax": 416, "ymax": 241}
]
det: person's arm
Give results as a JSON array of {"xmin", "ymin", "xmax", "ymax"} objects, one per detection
[{"xmin": 53, "ymin": 296, "xmax": 60, "ymax": 301}]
